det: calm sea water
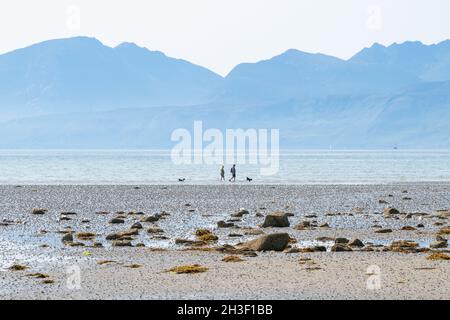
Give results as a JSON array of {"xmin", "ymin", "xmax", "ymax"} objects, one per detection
[{"xmin": 0, "ymin": 150, "xmax": 449, "ymax": 185}]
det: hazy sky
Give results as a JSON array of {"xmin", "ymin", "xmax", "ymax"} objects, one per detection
[{"xmin": 1, "ymin": 0, "xmax": 449, "ymax": 75}]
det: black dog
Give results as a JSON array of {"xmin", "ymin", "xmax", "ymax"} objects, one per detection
[
  {"xmin": 178, "ymin": 178, "xmax": 186, "ymax": 182},
  {"xmin": 246, "ymin": 177, "xmax": 253, "ymax": 182}
]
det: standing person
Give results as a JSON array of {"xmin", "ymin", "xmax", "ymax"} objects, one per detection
[
  {"xmin": 229, "ymin": 164, "xmax": 236, "ymax": 182},
  {"xmin": 220, "ymin": 165, "xmax": 225, "ymax": 181}
]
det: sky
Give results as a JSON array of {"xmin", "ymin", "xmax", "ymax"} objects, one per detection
[{"xmin": 0, "ymin": 0, "xmax": 449, "ymax": 76}]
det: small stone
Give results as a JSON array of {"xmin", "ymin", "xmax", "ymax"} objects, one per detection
[
  {"xmin": 112, "ymin": 240, "xmax": 133, "ymax": 247},
  {"xmin": 384, "ymin": 207, "xmax": 400, "ymax": 217},
  {"xmin": 109, "ymin": 218, "xmax": 125, "ymax": 224},
  {"xmin": 375, "ymin": 228, "xmax": 393, "ymax": 233},
  {"xmin": 295, "ymin": 221, "xmax": 312, "ymax": 230},
  {"xmin": 147, "ymin": 227, "xmax": 164, "ymax": 234},
  {"xmin": 335, "ymin": 238, "xmax": 350, "ymax": 244},
  {"xmin": 331, "ymin": 244, "xmax": 353, "ymax": 252},
  {"xmin": 348, "ymin": 239, "xmax": 364, "ymax": 247},
  {"xmin": 32, "ymin": 208, "xmax": 47, "ymax": 215},
  {"xmin": 61, "ymin": 233, "xmax": 74, "ymax": 243},
  {"xmin": 131, "ymin": 222, "xmax": 143, "ymax": 229},
  {"xmin": 217, "ymin": 220, "xmax": 234, "ymax": 228},
  {"xmin": 231, "ymin": 209, "xmax": 250, "ymax": 217},
  {"xmin": 141, "ymin": 215, "xmax": 159, "ymax": 223}
]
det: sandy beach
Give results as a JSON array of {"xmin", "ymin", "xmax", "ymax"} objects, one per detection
[{"xmin": 0, "ymin": 184, "xmax": 449, "ymax": 300}]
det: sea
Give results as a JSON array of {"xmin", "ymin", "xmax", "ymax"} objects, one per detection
[{"xmin": 0, "ymin": 149, "xmax": 449, "ymax": 185}]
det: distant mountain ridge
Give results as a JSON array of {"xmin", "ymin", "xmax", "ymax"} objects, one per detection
[
  {"xmin": 0, "ymin": 37, "xmax": 449, "ymax": 148},
  {"xmin": 0, "ymin": 37, "xmax": 222, "ymax": 120}
]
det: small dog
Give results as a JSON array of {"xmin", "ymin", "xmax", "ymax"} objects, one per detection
[
  {"xmin": 246, "ymin": 177, "xmax": 253, "ymax": 182},
  {"xmin": 178, "ymin": 178, "xmax": 186, "ymax": 182}
]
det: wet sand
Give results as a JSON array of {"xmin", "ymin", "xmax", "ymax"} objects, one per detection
[{"xmin": 0, "ymin": 184, "xmax": 449, "ymax": 299}]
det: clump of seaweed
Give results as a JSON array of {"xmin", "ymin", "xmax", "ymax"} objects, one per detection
[
  {"xmin": 222, "ymin": 255, "xmax": 244, "ymax": 262},
  {"xmin": 9, "ymin": 264, "xmax": 28, "ymax": 271},
  {"xmin": 195, "ymin": 229, "xmax": 218, "ymax": 241},
  {"xmin": 125, "ymin": 264, "xmax": 142, "ymax": 269},
  {"xmin": 427, "ymin": 253, "xmax": 450, "ymax": 261},
  {"xmin": 167, "ymin": 264, "xmax": 208, "ymax": 274}
]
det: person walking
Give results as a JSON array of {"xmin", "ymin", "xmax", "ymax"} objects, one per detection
[
  {"xmin": 229, "ymin": 164, "xmax": 236, "ymax": 182},
  {"xmin": 220, "ymin": 165, "xmax": 225, "ymax": 181}
]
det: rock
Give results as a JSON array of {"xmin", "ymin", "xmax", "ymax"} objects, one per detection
[
  {"xmin": 430, "ymin": 236, "xmax": 448, "ymax": 248},
  {"xmin": 348, "ymin": 239, "xmax": 364, "ymax": 247},
  {"xmin": 228, "ymin": 233, "xmax": 243, "ymax": 237},
  {"xmin": 379, "ymin": 199, "xmax": 388, "ymax": 204},
  {"xmin": 401, "ymin": 226, "xmax": 416, "ymax": 231},
  {"xmin": 319, "ymin": 223, "xmax": 330, "ymax": 228},
  {"xmin": 112, "ymin": 240, "xmax": 133, "ymax": 247},
  {"xmin": 61, "ymin": 212, "xmax": 77, "ymax": 215},
  {"xmin": 417, "ymin": 224, "xmax": 425, "ymax": 228},
  {"xmin": 32, "ymin": 208, "xmax": 47, "ymax": 215},
  {"xmin": 238, "ymin": 233, "xmax": 289, "ymax": 251},
  {"xmin": 430, "ymin": 240, "xmax": 447, "ymax": 249},
  {"xmin": 295, "ymin": 221, "xmax": 312, "ymax": 230},
  {"xmin": 106, "ymin": 229, "xmax": 139, "ymax": 240},
  {"xmin": 255, "ymin": 213, "xmax": 264, "ymax": 217},
  {"xmin": 335, "ymin": 238, "xmax": 350, "ymax": 244},
  {"xmin": 61, "ymin": 233, "xmax": 73, "ymax": 243},
  {"xmin": 261, "ymin": 212, "xmax": 290, "ymax": 228},
  {"xmin": 141, "ymin": 215, "xmax": 160, "ymax": 223},
  {"xmin": 331, "ymin": 244, "xmax": 352, "ymax": 252},
  {"xmin": 75, "ymin": 232, "xmax": 96, "ymax": 240},
  {"xmin": 375, "ymin": 228, "xmax": 393, "ymax": 233},
  {"xmin": 315, "ymin": 236, "xmax": 335, "ymax": 241},
  {"xmin": 243, "ymin": 229, "xmax": 265, "ymax": 236},
  {"xmin": 131, "ymin": 222, "xmax": 143, "ymax": 229},
  {"xmin": 147, "ymin": 227, "xmax": 164, "ymax": 234},
  {"xmin": 109, "ymin": 218, "xmax": 125, "ymax": 224},
  {"xmin": 231, "ymin": 208, "xmax": 250, "ymax": 217},
  {"xmin": 217, "ymin": 220, "xmax": 234, "ymax": 228},
  {"xmin": 175, "ymin": 239, "xmax": 206, "ymax": 246},
  {"xmin": 383, "ymin": 207, "xmax": 400, "ymax": 217}
]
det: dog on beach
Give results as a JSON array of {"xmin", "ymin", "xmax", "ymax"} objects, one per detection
[
  {"xmin": 246, "ymin": 177, "xmax": 253, "ymax": 182},
  {"xmin": 178, "ymin": 178, "xmax": 185, "ymax": 182}
]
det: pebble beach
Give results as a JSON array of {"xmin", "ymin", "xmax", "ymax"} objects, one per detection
[{"xmin": 0, "ymin": 184, "xmax": 449, "ymax": 299}]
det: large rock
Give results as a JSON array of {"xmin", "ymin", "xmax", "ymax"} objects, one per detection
[
  {"xmin": 261, "ymin": 212, "xmax": 290, "ymax": 228},
  {"xmin": 239, "ymin": 233, "xmax": 289, "ymax": 251}
]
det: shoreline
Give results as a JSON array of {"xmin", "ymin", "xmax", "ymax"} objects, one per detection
[{"xmin": 0, "ymin": 184, "xmax": 448, "ymax": 299}]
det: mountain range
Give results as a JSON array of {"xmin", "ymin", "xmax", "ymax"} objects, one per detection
[{"xmin": 0, "ymin": 36, "xmax": 449, "ymax": 148}]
